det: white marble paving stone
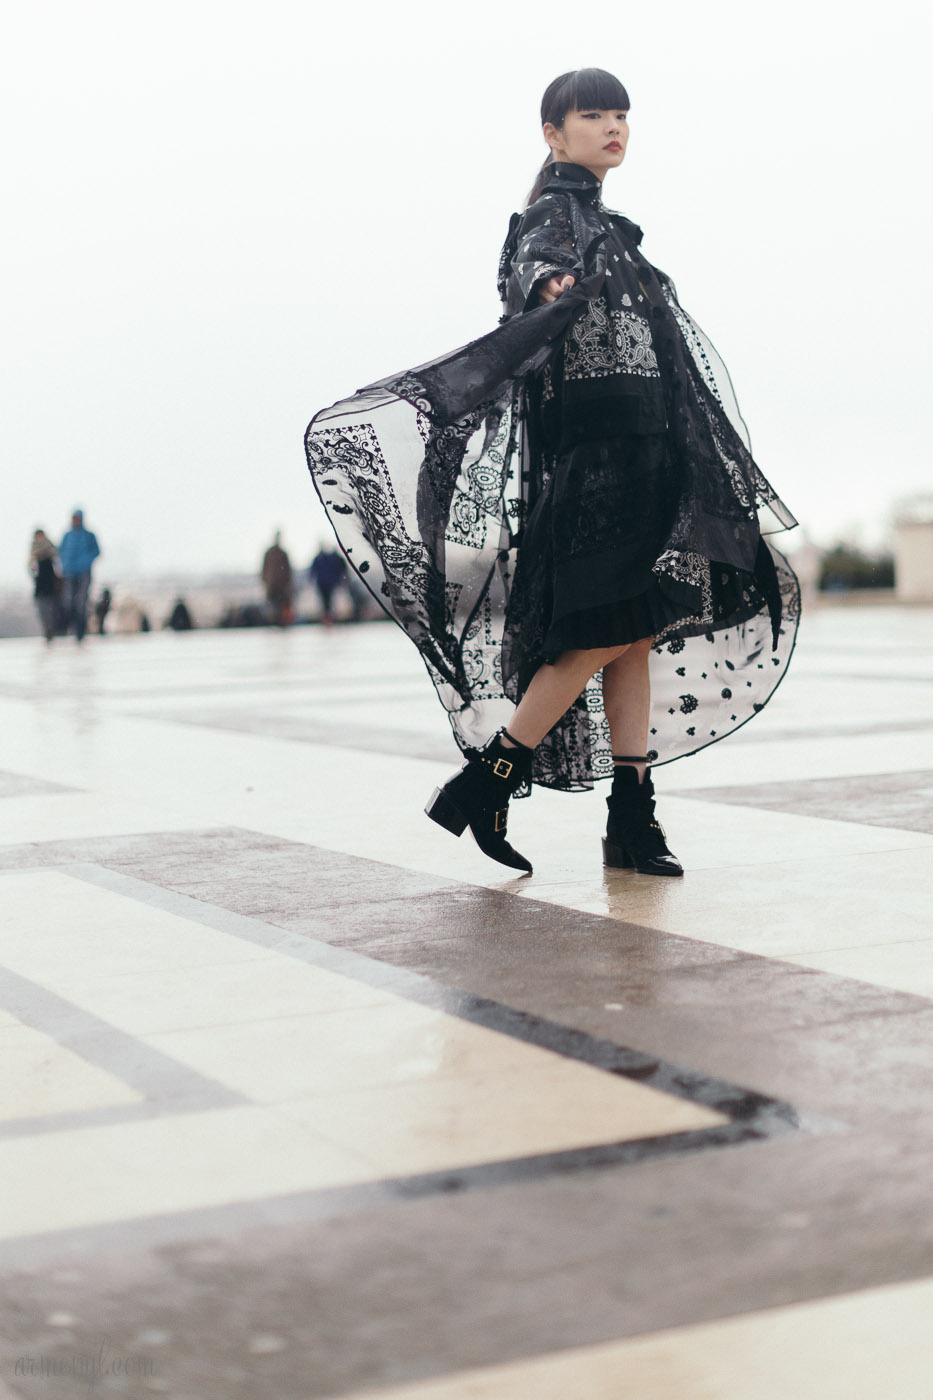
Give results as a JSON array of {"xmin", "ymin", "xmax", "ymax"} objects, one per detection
[
  {"xmin": 0, "ymin": 1022, "xmax": 142, "ymax": 1121},
  {"xmin": 273, "ymin": 1065, "xmax": 725, "ymax": 1176},
  {"xmin": 62, "ymin": 954, "xmax": 399, "ymax": 1036},
  {"xmin": 649, "ymin": 727, "xmax": 933, "ymax": 791},
  {"xmin": 0, "ymin": 871, "xmax": 279, "ymax": 981},
  {"xmin": 0, "ymin": 792, "xmax": 207, "ymax": 846},
  {"xmin": 140, "ymin": 996, "xmax": 726, "ymax": 1138},
  {"xmin": 0, "ymin": 1106, "xmax": 378, "ymax": 1241},
  {"xmin": 521, "ymin": 846, "xmax": 933, "ymax": 960},
  {"xmin": 516, "ymin": 792, "xmax": 933, "ymax": 877},
  {"xmin": 788, "ymin": 939, "xmax": 933, "ymax": 1000},
  {"xmin": 321, "ymin": 1275, "xmax": 933, "ymax": 1399}
]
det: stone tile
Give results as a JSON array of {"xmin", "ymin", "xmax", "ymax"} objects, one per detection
[
  {"xmin": 789, "ymin": 939, "xmax": 933, "ymax": 999},
  {"xmin": 0, "ymin": 770, "xmax": 78, "ymax": 799},
  {"xmin": 0, "ymin": 793, "xmax": 203, "ymax": 847},
  {"xmin": 520, "ymin": 847, "xmax": 933, "ymax": 959},
  {"xmin": 0, "ymin": 1022, "xmax": 142, "ymax": 1122},
  {"xmin": 0, "ymin": 825, "xmax": 463, "ymax": 914},
  {"xmin": 59, "ymin": 955, "xmax": 397, "ymax": 1036},
  {"xmin": 139, "ymin": 996, "xmax": 724, "ymax": 1139},
  {"xmin": 274, "ymin": 1062, "xmax": 725, "ymax": 1178},
  {"xmin": 0, "ymin": 870, "xmax": 277, "ymax": 980},
  {"xmin": 0, "ymin": 1106, "xmax": 378, "ymax": 1241},
  {"xmin": 672, "ymin": 769, "xmax": 933, "ymax": 835},
  {"xmin": 647, "ymin": 727, "xmax": 933, "ymax": 792},
  {"xmin": 318, "ymin": 1275, "xmax": 933, "ymax": 1399}
]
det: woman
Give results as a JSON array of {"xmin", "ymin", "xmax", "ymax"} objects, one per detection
[
  {"xmin": 28, "ymin": 529, "xmax": 60, "ymax": 643},
  {"xmin": 305, "ymin": 69, "xmax": 799, "ymax": 877}
]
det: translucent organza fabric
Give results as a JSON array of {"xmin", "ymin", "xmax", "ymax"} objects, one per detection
[{"xmin": 305, "ymin": 164, "xmax": 799, "ymax": 791}]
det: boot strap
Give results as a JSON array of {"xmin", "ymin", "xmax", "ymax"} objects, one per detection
[
  {"xmin": 477, "ymin": 752, "xmax": 516, "ymax": 780},
  {"xmin": 612, "ymin": 755, "xmax": 650, "ymax": 764}
]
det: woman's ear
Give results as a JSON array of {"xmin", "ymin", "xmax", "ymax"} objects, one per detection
[{"xmin": 542, "ymin": 121, "xmax": 562, "ymax": 155}]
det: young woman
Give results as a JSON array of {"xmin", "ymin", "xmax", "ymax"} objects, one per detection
[
  {"xmin": 305, "ymin": 69, "xmax": 799, "ymax": 877},
  {"xmin": 28, "ymin": 529, "xmax": 61, "ymax": 643}
]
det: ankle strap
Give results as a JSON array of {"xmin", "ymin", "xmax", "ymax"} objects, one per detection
[
  {"xmin": 613, "ymin": 754, "xmax": 649, "ymax": 764},
  {"xmin": 501, "ymin": 728, "xmax": 533, "ymax": 753}
]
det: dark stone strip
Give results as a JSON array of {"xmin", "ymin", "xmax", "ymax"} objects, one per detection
[
  {"xmin": 0, "ymin": 966, "xmax": 247, "ymax": 1120},
  {"xmin": 670, "ymin": 769, "xmax": 933, "ymax": 835}
]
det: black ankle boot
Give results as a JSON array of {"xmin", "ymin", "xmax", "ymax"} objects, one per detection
[
  {"xmin": 602, "ymin": 762, "xmax": 683, "ymax": 876},
  {"xmin": 425, "ymin": 729, "xmax": 534, "ymax": 874}
]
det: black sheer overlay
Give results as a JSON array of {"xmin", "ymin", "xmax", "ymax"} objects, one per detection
[{"xmin": 305, "ymin": 163, "xmax": 800, "ymax": 792}]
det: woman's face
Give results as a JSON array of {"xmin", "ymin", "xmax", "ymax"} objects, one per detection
[{"xmin": 543, "ymin": 105, "xmax": 629, "ymax": 180}]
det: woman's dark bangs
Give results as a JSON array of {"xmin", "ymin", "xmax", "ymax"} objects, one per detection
[{"xmin": 566, "ymin": 68, "xmax": 630, "ymax": 115}]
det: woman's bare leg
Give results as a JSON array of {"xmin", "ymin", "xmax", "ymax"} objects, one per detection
[
  {"xmin": 601, "ymin": 636, "xmax": 654, "ymax": 783},
  {"xmin": 502, "ymin": 644, "xmax": 632, "ymax": 750}
]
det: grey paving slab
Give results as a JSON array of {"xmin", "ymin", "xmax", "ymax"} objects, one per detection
[
  {"xmin": 0, "ymin": 828, "xmax": 462, "ymax": 911},
  {"xmin": 141, "ymin": 709, "xmax": 458, "ymax": 762},
  {"xmin": 0, "ymin": 771, "xmax": 78, "ymax": 799},
  {"xmin": 672, "ymin": 768, "xmax": 933, "ymax": 833}
]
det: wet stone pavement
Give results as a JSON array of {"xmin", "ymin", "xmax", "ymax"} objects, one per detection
[{"xmin": 0, "ymin": 603, "xmax": 931, "ymax": 1398}]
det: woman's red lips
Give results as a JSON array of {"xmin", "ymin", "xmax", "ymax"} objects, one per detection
[{"xmin": 604, "ymin": 142, "xmax": 621, "ymax": 150}]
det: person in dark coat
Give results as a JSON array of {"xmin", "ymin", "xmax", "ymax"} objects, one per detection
[
  {"xmin": 167, "ymin": 599, "xmax": 193, "ymax": 631},
  {"xmin": 308, "ymin": 545, "xmax": 347, "ymax": 625},
  {"xmin": 261, "ymin": 532, "xmax": 294, "ymax": 626},
  {"xmin": 28, "ymin": 530, "xmax": 61, "ymax": 643},
  {"xmin": 94, "ymin": 588, "xmax": 112, "ymax": 635}
]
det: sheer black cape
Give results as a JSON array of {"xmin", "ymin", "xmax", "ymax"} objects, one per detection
[{"xmin": 305, "ymin": 165, "xmax": 799, "ymax": 791}]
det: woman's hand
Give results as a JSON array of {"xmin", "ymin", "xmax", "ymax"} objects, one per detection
[{"xmin": 538, "ymin": 274, "xmax": 576, "ymax": 304}]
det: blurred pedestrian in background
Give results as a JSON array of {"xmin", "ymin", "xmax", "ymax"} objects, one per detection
[
  {"xmin": 261, "ymin": 531, "xmax": 293, "ymax": 626},
  {"xmin": 309, "ymin": 543, "xmax": 347, "ymax": 626},
  {"xmin": 94, "ymin": 587, "xmax": 112, "ymax": 635},
  {"xmin": 28, "ymin": 529, "xmax": 61, "ymax": 643},
  {"xmin": 167, "ymin": 598, "xmax": 193, "ymax": 631},
  {"xmin": 58, "ymin": 509, "xmax": 100, "ymax": 642}
]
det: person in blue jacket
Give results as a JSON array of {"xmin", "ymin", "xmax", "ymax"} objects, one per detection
[{"xmin": 58, "ymin": 509, "xmax": 101, "ymax": 642}]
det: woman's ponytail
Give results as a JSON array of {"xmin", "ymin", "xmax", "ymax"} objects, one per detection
[{"xmin": 524, "ymin": 153, "xmax": 554, "ymax": 209}]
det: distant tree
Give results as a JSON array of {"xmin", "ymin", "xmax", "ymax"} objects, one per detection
[{"xmin": 819, "ymin": 544, "xmax": 895, "ymax": 591}]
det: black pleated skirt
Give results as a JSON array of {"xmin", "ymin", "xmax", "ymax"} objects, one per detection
[{"xmin": 504, "ymin": 431, "xmax": 684, "ymax": 683}]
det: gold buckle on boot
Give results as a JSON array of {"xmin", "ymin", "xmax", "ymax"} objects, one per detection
[
  {"xmin": 494, "ymin": 809, "xmax": 508, "ymax": 832},
  {"xmin": 492, "ymin": 758, "xmax": 513, "ymax": 778}
]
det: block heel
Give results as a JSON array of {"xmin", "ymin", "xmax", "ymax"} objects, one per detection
[
  {"xmin": 602, "ymin": 837, "xmax": 634, "ymax": 869},
  {"xmin": 425, "ymin": 787, "xmax": 469, "ymax": 837}
]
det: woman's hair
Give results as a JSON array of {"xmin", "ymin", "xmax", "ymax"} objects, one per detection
[{"xmin": 525, "ymin": 68, "xmax": 631, "ymax": 207}]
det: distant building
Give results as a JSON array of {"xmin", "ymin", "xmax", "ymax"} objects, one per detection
[{"xmin": 894, "ymin": 496, "xmax": 933, "ymax": 601}]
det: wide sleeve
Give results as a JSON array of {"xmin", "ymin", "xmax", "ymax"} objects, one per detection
[{"xmin": 500, "ymin": 193, "xmax": 584, "ymax": 315}]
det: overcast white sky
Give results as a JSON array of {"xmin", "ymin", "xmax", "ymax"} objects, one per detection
[{"xmin": 3, "ymin": 0, "xmax": 929, "ymax": 587}]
